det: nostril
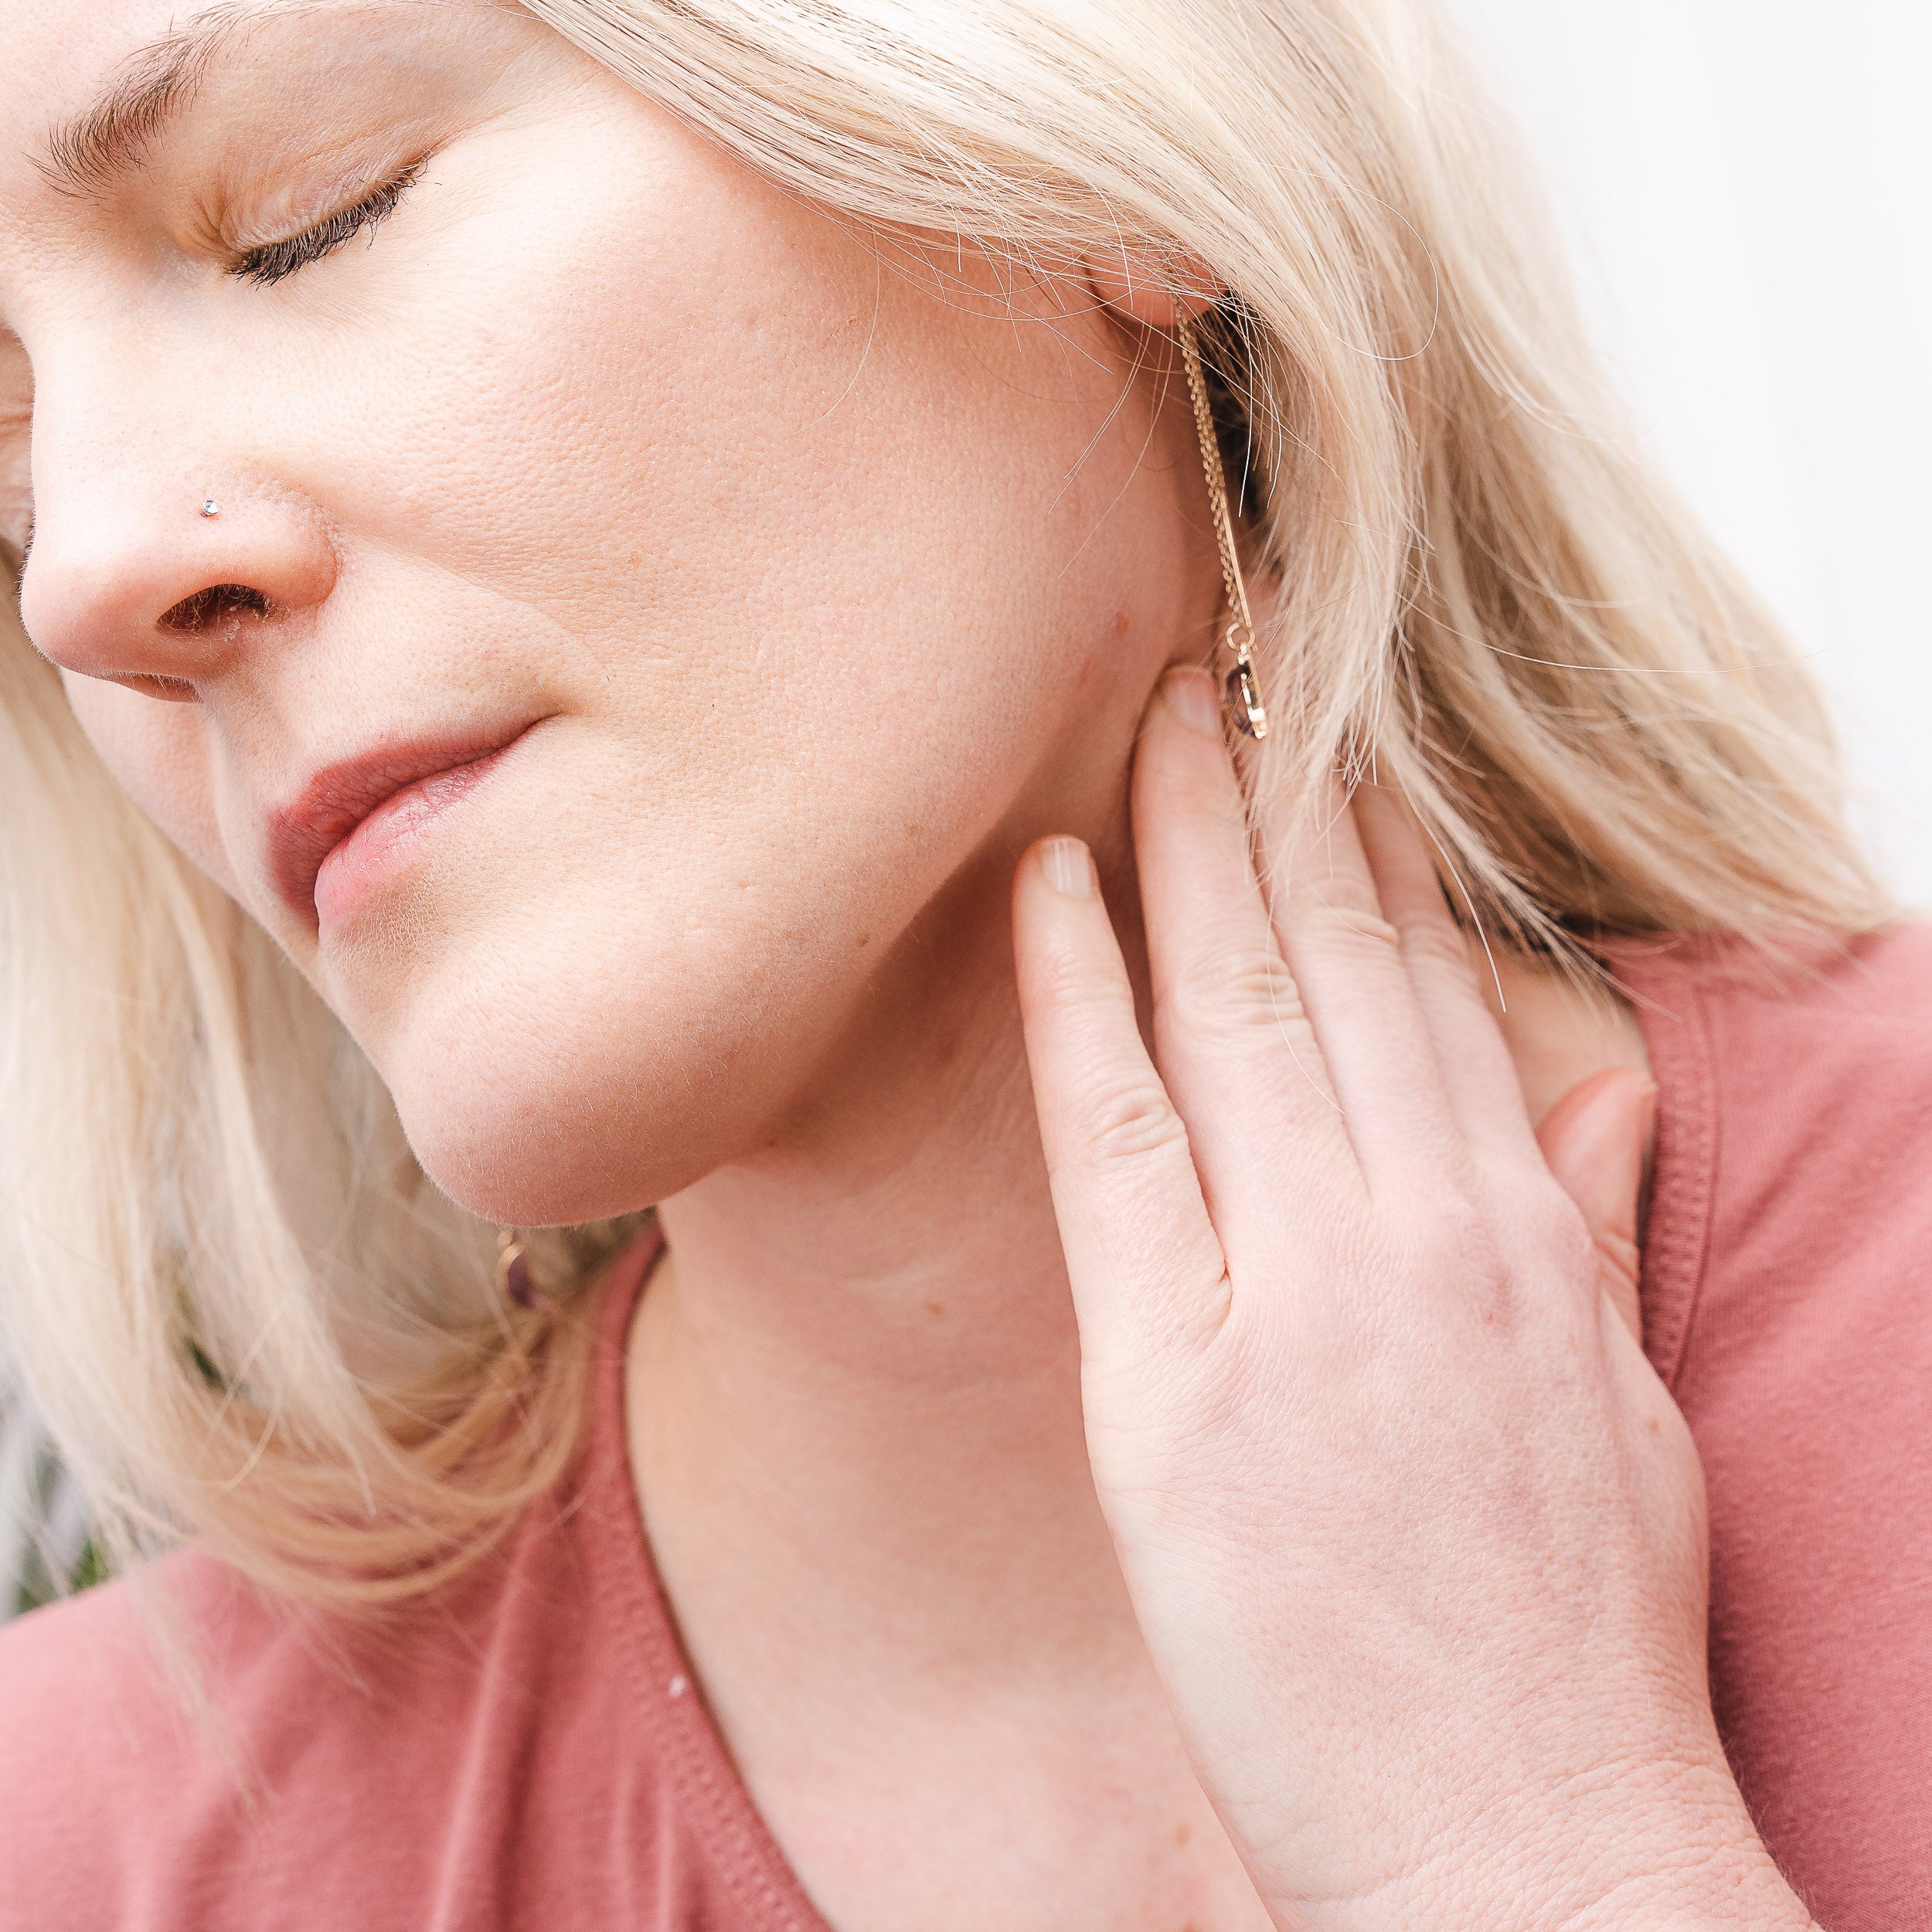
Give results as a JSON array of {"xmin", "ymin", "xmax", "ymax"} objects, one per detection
[{"xmin": 158, "ymin": 583, "xmax": 274, "ymax": 633}]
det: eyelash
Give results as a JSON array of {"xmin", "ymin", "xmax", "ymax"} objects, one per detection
[{"xmin": 230, "ymin": 159, "xmax": 428, "ymax": 288}]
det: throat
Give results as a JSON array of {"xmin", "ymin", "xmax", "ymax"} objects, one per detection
[
  {"xmin": 621, "ymin": 950, "xmax": 1272, "ymax": 1927},
  {"xmin": 623, "ymin": 1234, "xmax": 1273, "ymax": 1932}
]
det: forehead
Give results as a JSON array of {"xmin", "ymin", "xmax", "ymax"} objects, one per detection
[{"xmin": 0, "ymin": 0, "xmax": 209, "ymax": 154}]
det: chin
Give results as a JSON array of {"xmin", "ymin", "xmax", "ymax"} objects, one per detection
[
  {"xmin": 354, "ymin": 902, "xmax": 837, "ymax": 1229},
  {"xmin": 388, "ymin": 1031, "xmax": 728, "ymax": 1229}
]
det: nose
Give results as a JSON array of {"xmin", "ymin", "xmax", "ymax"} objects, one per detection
[{"xmin": 20, "ymin": 478, "xmax": 338, "ymax": 693}]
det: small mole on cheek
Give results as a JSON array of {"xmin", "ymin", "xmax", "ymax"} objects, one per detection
[
  {"xmin": 1174, "ymin": 1823, "xmax": 1192, "ymax": 1847},
  {"xmin": 1113, "ymin": 607, "xmax": 1131, "ymax": 639},
  {"xmin": 923, "ymin": 1300, "xmax": 945, "ymax": 1319},
  {"xmin": 856, "ymin": 933, "xmax": 872, "ymax": 948}
]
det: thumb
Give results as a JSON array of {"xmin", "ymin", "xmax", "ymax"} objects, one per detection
[{"xmin": 1536, "ymin": 1067, "xmax": 1656, "ymax": 1346}]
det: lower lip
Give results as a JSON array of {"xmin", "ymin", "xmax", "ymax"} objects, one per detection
[{"xmin": 312, "ymin": 736, "xmax": 526, "ymax": 929}]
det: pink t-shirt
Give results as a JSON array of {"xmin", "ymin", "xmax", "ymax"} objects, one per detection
[{"xmin": 2, "ymin": 929, "xmax": 1929, "ymax": 1930}]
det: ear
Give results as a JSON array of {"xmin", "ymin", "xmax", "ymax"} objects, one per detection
[{"xmin": 1083, "ymin": 245, "xmax": 1221, "ymax": 332}]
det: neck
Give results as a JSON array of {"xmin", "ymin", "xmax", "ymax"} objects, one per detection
[
  {"xmin": 633, "ymin": 832, "xmax": 1149, "ymax": 1708},
  {"xmin": 624, "ymin": 753, "xmax": 1651, "ymax": 1763}
]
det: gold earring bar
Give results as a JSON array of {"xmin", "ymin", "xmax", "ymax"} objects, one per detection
[{"xmin": 1175, "ymin": 312, "xmax": 1268, "ymax": 740}]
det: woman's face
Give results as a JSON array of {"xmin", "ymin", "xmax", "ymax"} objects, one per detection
[{"xmin": 0, "ymin": 0, "xmax": 1215, "ymax": 1223}]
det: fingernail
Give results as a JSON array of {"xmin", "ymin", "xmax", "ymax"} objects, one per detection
[
  {"xmin": 1039, "ymin": 837, "xmax": 1094, "ymax": 897},
  {"xmin": 1161, "ymin": 668, "xmax": 1223, "ymax": 737}
]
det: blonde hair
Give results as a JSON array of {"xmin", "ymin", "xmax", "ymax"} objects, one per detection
[{"xmin": 0, "ymin": 0, "xmax": 1889, "ymax": 1606}]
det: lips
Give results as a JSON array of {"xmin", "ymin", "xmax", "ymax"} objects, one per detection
[{"xmin": 266, "ymin": 720, "xmax": 539, "ymax": 923}]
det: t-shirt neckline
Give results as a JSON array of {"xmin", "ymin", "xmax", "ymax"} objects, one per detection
[
  {"xmin": 581, "ymin": 1222, "xmax": 838, "ymax": 1932},
  {"xmin": 575, "ymin": 966, "xmax": 1719, "ymax": 1926}
]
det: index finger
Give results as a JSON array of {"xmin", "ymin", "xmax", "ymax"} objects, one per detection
[{"xmin": 1012, "ymin": 835, "xmax": 1232, "ymax": 1372}]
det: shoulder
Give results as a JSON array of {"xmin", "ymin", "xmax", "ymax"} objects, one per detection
[
  {"xmin": 1626, "ymin": 919, "xmax": 1932, "ymax": 1043},
  {"xmin": 1711, "ymin": 923, "xmax": 1929, "ymax": 1159},
  {"xmin": 0, "ymin": 1539, "xmax": 539, "ymax": 1930},
  {"xmin": 1622, "ymin": 923, "xmax": 1932, "ymax": 1179},
  {"xmin": 1617, "ymin": 932, "xmax": 1932, "ymax": 1923},
  {"xmin": 0, "ymin": 1546, "xmax": 266, "ymax": 1761},
  {"xmin": 1699, "ymin": 920, "xmax": 1932, "ymax": 1053},
  {"xmin": 0, "ymin": 1481, "xmax": 695, "ymax": 1932},
  {"xmin": 0, "ymin": 1550, "xmax": 290, "ymax": 1928},
  {"xmin": 1618, "ymin": 923, "xmax": 1932, "ymax": 1387}
]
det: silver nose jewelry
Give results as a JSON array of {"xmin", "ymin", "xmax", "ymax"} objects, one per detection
[{"xmin": 199, "ymin": 499, "xmax": 219, "ymax": 519}]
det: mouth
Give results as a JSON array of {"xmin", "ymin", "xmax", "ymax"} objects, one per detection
[{"xmin": 267, "ymin": 718, "xmax": 545, "ymax": 927}]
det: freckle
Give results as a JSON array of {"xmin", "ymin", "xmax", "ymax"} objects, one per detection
[
  {"xmin": 1114, "ymin": 607, "xmax": 1131, "ymax": 638},
  {"xmin": 1174, "ymin": 1823, "xmax": 1191, "ymax": 1847},
  {"xmin": 857, "ymin": 933, "xmax": 872, "ymax": 947},
  {"xmin": 923, "ymin": 1300, "xmax": 944, "ymax": 1318}
]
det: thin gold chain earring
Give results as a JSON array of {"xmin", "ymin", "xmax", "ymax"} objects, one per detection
[{"xmin": 1175, "ymin": 313, "xmax": 1269, "ymax": 740}]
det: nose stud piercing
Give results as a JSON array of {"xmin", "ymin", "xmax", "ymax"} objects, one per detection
[
  {"xmin": 199, "ymin": 500, "xmax": 219, "ymax": 519},
  {"xmin": 1175, "ymin": 314, "xmax": 1270, "ymax": 741}
]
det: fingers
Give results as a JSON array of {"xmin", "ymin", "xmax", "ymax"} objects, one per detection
[
  {"xmin": 1349, "ymin": 786, "xmax": 1543, "ymax": 1173},
  {"xmin": 1252, "ymin": 765, "xmax": 1467, "ymax": 1193},
  {"xmin": 1012, "ymin": 834, "xmax": 1231, "ymax": 1366},
  {"xmin": 1536, "ymin": 1069, "xmax": 1655, "ymax": 1345},
  {"xmin": 1131, "ymin": 672, "xmax": 1355, "ymax": 1232}
]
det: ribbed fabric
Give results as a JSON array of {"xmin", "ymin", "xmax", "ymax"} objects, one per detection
[{"xmin": 1608, "ymin": 928, "xmax": 1932, "ymax": 1928}]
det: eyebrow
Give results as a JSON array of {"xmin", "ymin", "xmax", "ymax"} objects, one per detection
[{"xmin": 39, "ymin": 11, "xmax": 247, "ymax": 199}]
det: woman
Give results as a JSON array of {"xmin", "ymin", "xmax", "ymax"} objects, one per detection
[{"xmin": 0, "ymin": 0, "xmax": 1923, "ymax": 1927}]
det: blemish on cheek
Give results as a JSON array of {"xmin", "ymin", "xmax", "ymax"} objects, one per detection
[
  {"xmin": 1113, "ymin": 606, "xmax": 1131, "ymax": 639},
  {"xmin": 856, "ymin": 932, "xmax": 872, "ymax": 948},
  {"xmin": 923, "ymin": 1300, "xmax": 944, "ymax": 1318}
]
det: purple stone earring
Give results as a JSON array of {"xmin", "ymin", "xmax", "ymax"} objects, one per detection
[{"xmin": 495, "ymin": 1229, "xmax": 537, "ymax": 1308}]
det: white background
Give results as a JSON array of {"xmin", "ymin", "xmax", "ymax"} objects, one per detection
[{"xmin": 1447, "ymin": 0, "xmax": 1932, "ymax": 903}]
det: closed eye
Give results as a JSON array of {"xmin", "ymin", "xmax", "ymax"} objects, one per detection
[{"xmin": 230, "ymin": 159, "xmax": 428, "ymax": 287}]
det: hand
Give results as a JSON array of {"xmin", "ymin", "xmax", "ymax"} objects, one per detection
[{"xmin": 1012, "ymin": 669, "xmax": 1811, "ymax": 1931}]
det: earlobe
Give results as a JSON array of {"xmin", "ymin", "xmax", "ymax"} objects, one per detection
[{"xmin": 1082, "ymin": 245, "xmax": 1221, "ymax": 332}]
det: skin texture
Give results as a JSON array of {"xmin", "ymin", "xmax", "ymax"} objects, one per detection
[
  {"xmin": 4, "ymin": 0, "xmax": 1217, "ymax": 1227},
  {"xmin": 2, "ymin": 3, "xmax": 1812, "ymax": 1927},
  {"xmin": 1014, "ymin": 690, "xmax": 1808, "ymax": 1927}
]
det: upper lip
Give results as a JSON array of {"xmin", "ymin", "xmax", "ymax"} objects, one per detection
[{"xmin": 265, "ymin": 719, "xmax": 538, "ymax": 920}]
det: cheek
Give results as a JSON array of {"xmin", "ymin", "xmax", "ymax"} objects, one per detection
[
  {"xmin": 62, "ymin": 675, "xmax": 233, "ymax": 890},
  {"xmin": 260, "ymin": 96, "xmax": 1192, "ymax": 1222}
]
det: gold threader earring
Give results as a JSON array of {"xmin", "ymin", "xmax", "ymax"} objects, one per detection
[{"xmin": 1175, "ymin": 312, "xmax": 1269, "ymax": 740}]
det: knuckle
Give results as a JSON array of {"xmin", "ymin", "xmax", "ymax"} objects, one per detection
[
  {"xmin": 1167, "ymin": 945, "xmax": 1307, "ymax": 1041},
  {"xmin": 1409, "ymin": 1189, "xmax": 1497, "ymax": 1275},
  {"xmin": 1031, "ymin": 944, "xmax": 1124, "ymax": 1015},
  {"xmin": 1394, "ymin": 1188, "xmax": 1523, "ymax": 1322},
  {"xmin": 1515, "ymin": 1180, "xmax": 1600, "ymax": 1280},
  {"xmin": 1397, "ymin": 915, "xmax": 1478, "ymax": 981},
  {"xmin": 1293, "ymin": 896, "xmax": 1404, "ymax": 960},
  {"xmin": 1076, "ymin": 1073, "xmax": 1192, "ymax": 1168}
]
